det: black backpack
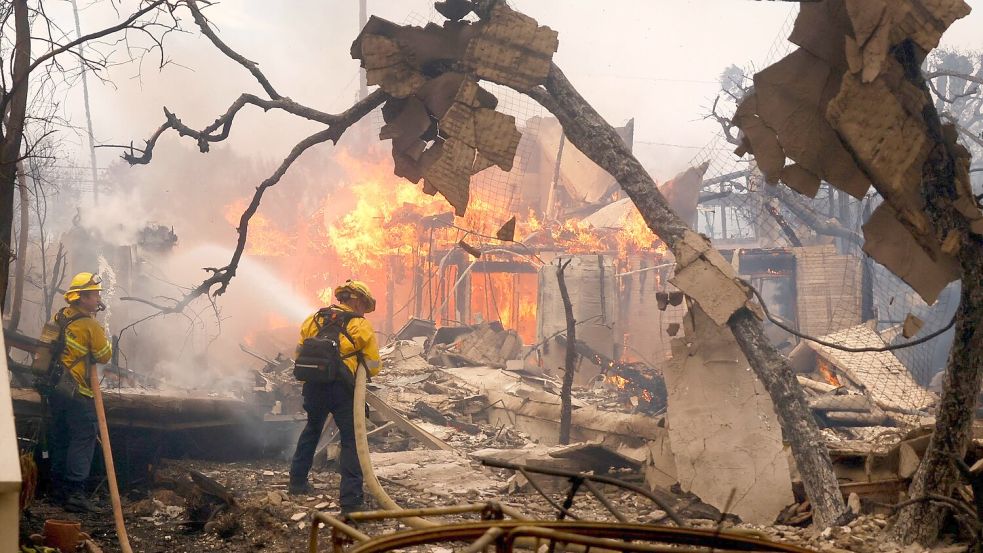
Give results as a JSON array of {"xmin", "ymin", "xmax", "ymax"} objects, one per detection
[{"xmin": 293, "ymin": 308, "xmax": 363, "ymax": 385}]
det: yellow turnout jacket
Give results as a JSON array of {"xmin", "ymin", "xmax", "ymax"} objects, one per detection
[{"xmin": 55, "ymin": 306, "xmax": 112, "ymax": 398}]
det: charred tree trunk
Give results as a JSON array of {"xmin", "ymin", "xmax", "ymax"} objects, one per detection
[
  {"xmin": 891, "ymin": 42, "xmax": 983, "ymax": 546},
  {"xmin": 530, "ymin": 62, "xmax": 847, "ymax": 527},
  {"xmin": 8, "ymin": 161, "xmax": 29, "ymax": 330},
  {"xmin": 556, "ymin": 258, "xmax": 575, "ymax": 445},
  {"xmin": 0, "ymin": 0, "xmax": 31, "ymax": 311}
]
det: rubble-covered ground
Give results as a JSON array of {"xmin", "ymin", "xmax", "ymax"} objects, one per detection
[
  {"xmin": 17, "ymin": 342, "xmax": 974, "ymax": 553},
  {"xmin": 21, "ymin": 459, "xmax": 970, "ymax": 553}
]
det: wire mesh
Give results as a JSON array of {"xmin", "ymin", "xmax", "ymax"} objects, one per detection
[{"xmin": 690, "ymin": 8, "xmax": 960, "ymax": 437}]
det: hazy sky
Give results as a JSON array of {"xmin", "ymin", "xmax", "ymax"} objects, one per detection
[{"xmin": 57, "ymin": 0, "xmax": 983, "ymax": 184}]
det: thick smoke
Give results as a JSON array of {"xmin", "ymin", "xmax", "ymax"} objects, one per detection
[{"xmin": 41, "ymin": 136, "xmax": 381, "ymax": 391}]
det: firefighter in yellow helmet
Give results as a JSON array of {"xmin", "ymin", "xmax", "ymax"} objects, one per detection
[
  {"xmin": 289, "ymin": 280, "xmax": 381, "ymax": 512},
  {"xmin": 44, "ymin": 272, "xmax": 112, "ymax": 513}
]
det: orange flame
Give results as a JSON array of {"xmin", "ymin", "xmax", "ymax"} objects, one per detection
[
  {"xmin": 817, "ymin": 358, "xmax": 841, "ymax": 387},
  {"xmin": 607, "ymin": 374, "xmax": 630, "ymax": 390},
  {"xmin": 221, "ymin": 147, "xmax": 673, "ymax": 346},
  {"xmin": 223, "ymin": 198, "xmax": 295, "ymax": 257}
]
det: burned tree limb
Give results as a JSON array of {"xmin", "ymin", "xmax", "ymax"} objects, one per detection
[
  {"xmin": 555, "ymin": 258, "xmax": 575, "ymax": 445},
  {"xmin": 764, "ymin": 184, "xmax": 864, "ymax": 247},
  {"xmin": 163, "ymin": 113, "xmax": 381, "ymax": 310},
  {"xmin": 525, "ymin": 62, "xmax": 847, "ymax": 528},
  {"xmin": 764, "ymin": 200, "xmax": 803, "ymax": 247},
  {"xmin": 121, "ymin": 90, "xmax": 385, "ymax": 165},
  {"xmin": 697, "ymin": 190, "xmax": 732, "ymax": 204},
  {"xmin": 115, "ymin": 0, "xmax": 387, "ymax": 310},
  {"xmin": 184, "ymin": 0, "xmax": 281, "ymax": 100},
  {"xmin": 891, "ymin": 42, "xmax": 983, "ymax": 546}
]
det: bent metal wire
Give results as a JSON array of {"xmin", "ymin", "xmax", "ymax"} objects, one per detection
[{"xmin": 308, "ymin": 506, "xmax": 817, "ymax": 553}]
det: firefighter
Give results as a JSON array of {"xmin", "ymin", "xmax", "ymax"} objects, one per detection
[
  {"xmin": 288, "ymin": 280, "xmax": 381, "ymax": 513},
  {"xmin": 47, "ymin": 272, "xmax": 112, "ymax": 513}
]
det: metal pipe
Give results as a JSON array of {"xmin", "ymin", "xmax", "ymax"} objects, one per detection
[
  {"xmin": 344, "ymin": 520, "xmax": 817, "ymax": 553},
  {"xmin": 517, "ymin": 467, "xmax": 580, "ymax": 520},
  {"xmin": 459, "ymin": 527, "xmax": 505, "ymax": 553},
  {"xmin": 310, "ymin": 511, "xmax": 370, "ymax": 553},
  {"xmin": 504, "ymin": 526, "xmax": 711, "ymax": 553},
  {"xmin": 482, "ymin": 458, "xmax": 684, "ymax": 526},
  {"xmin": 348, "ymin": 503, "xmax": 500, "ymax": 521},
  {"xmin": 582, "ymin": 480, "xmax": 628, "ymax": 523}
]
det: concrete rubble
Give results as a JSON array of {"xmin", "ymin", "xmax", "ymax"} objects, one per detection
[{"xmin": 17, "ymin": 327, "xmax": 968, "ymax": 553}]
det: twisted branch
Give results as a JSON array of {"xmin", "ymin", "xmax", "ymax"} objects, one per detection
[
  {"xmin": 185, "ymin": 0, "xmax": 281, "ymax": 99},
  {"xmin": 120, "ymin": 91, "xmax": 358, "ymax": 164},
  {"xmin": 121, "ymin": 90, "xmax": 384, "ymax": 312},
  {"xmin": 112, "ymin": 0, "xmax": 388, "ymax": 312}
]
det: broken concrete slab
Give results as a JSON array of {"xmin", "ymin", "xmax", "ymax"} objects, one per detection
[
  {"xmin": 665, "ymin": 305, "xmax": 794, "ymax": 525},
  {"xmin": 371, "ymin": 449, "xmax": 504, "ymax": 498},
  {"xmin": 669, "ymin": 230, "xmax": 752, "ymax": 326},
  {"xmin": 548, "ymin": 442, "xmax": 642, "ymax": 472}
]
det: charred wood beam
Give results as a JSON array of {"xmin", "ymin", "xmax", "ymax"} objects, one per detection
[
  {"xmin": 524, "ymin": 61, "xmax": 847, "ymax": 527},
  {"xmin": 764, "ymin": 184, "xmax": 864, "ymax": 247},
  {"xmin": 764, "ymin": 201, "xmax": 803, "ymax": 247},
  {"xmin": 556, "ymin": 259, "xmax": 576, "ymax": 446},
  {"xmin": 701, "ymin": 170, "xmax": 750, "ymax": 188},
  {"xmin": 698, "ymin": 190, "xmax": 732, "ymax": 204}
]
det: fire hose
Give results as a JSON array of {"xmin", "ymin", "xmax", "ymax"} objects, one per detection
[
  {"xmin": 90, "ymin": 370, "xmax": 133, "ymax": 553},
  {"xmin": 353, "ymin": 366, "xmax": 527, "ymax": 528},
  {"xmin": 353, "ymin": 365, "xmax": 437, "ymax": 528}
]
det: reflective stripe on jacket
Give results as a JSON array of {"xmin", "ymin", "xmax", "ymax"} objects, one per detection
[
  {"xmin": 297, "ymin": 304, "xmax": 381, "ymax": 377},
  {"xmin": 56, "ymin": 306, "xmax": 112, "ymax": 398}
]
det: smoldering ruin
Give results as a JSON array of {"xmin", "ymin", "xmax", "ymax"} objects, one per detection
[{"xmin": 1, "ymin": 1, "xmax": 983, "ymax": 552}]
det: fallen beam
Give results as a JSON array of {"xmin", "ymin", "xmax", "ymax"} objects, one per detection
[
  {"xmin": 365, "ymin": 391, "xmax": 456, "ymax": 452},
  {"xmin": 809, "ymin": 394, "xmax": 874, "ymax": 413},
  {"xmin": 824, "ymin": 411, "xmax": 893, "ymax": 427}
]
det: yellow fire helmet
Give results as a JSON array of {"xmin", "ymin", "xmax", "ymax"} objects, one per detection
[
  {"xmin": 64, "ymin": 272, "xmax": 103, "ymax": 304},
  {"xmin": 334, "ymin": 279, "xmax": 376, "ymax": 313}
]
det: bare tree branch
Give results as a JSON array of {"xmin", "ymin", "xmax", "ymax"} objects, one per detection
[
  {"xmin": 943, "ymin": 114, "xmax": 983, "ymax": 150},
  {"xmin": 118, "ymin": 90, "xmax": 368, "ymax": 164},
  {"xmin": 707, "ymin": 96, "xmax": 743, "ymax": 146},
  {"xmin": 925, "ymin": 70, "xmax": 983, "ymax": 88},
  {"xmin": 763, "ymin": 183, "xmax": 864, "ymax": 247},
  {"xmin": 120, "ymin": 90, "xmax": 385, "ymax": 312},
  {"xmin": 185, "ymin": 0, "xmax": 281, "ymax": 100},
  {"xmin": 0, "ymin": 0, "xmax": 175, "ymax": 118}
]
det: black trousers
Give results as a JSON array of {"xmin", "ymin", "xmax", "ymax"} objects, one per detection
[
  {"xmin": 48, "ymin": 391, "xmax": 98, "ymax": 496},
  {"xmin": 289, "ymin": 381, "xmax": 363, "ymax": 509}
]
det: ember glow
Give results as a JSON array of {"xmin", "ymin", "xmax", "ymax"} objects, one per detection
[
  {"xmin": 818, "ymin": 358, "xmax": 841, "ymax": 387},
  {"xmin": 607, "ymin": 374, "xmax": 630, "ymax": 390}
]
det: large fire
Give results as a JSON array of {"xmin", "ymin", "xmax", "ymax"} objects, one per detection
[{"xmin": 225, "ymin": 149, "xmax": 670, "ymax": 346}]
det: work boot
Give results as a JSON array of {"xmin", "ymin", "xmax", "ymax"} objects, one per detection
[
  {"xmin": 288, "ymin": 481, "xmax": 315, "ymax": 496},
  {"xmin": 340, "ymin": 504, "xmax": 364, "ymax": 515},
  {"xmin": 47, "ymin": 480, "xmax": 69, "ymax": 503},
  {"xmin": 63, "ymin": 492, "xmax": 106, "ymax": 515}
]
